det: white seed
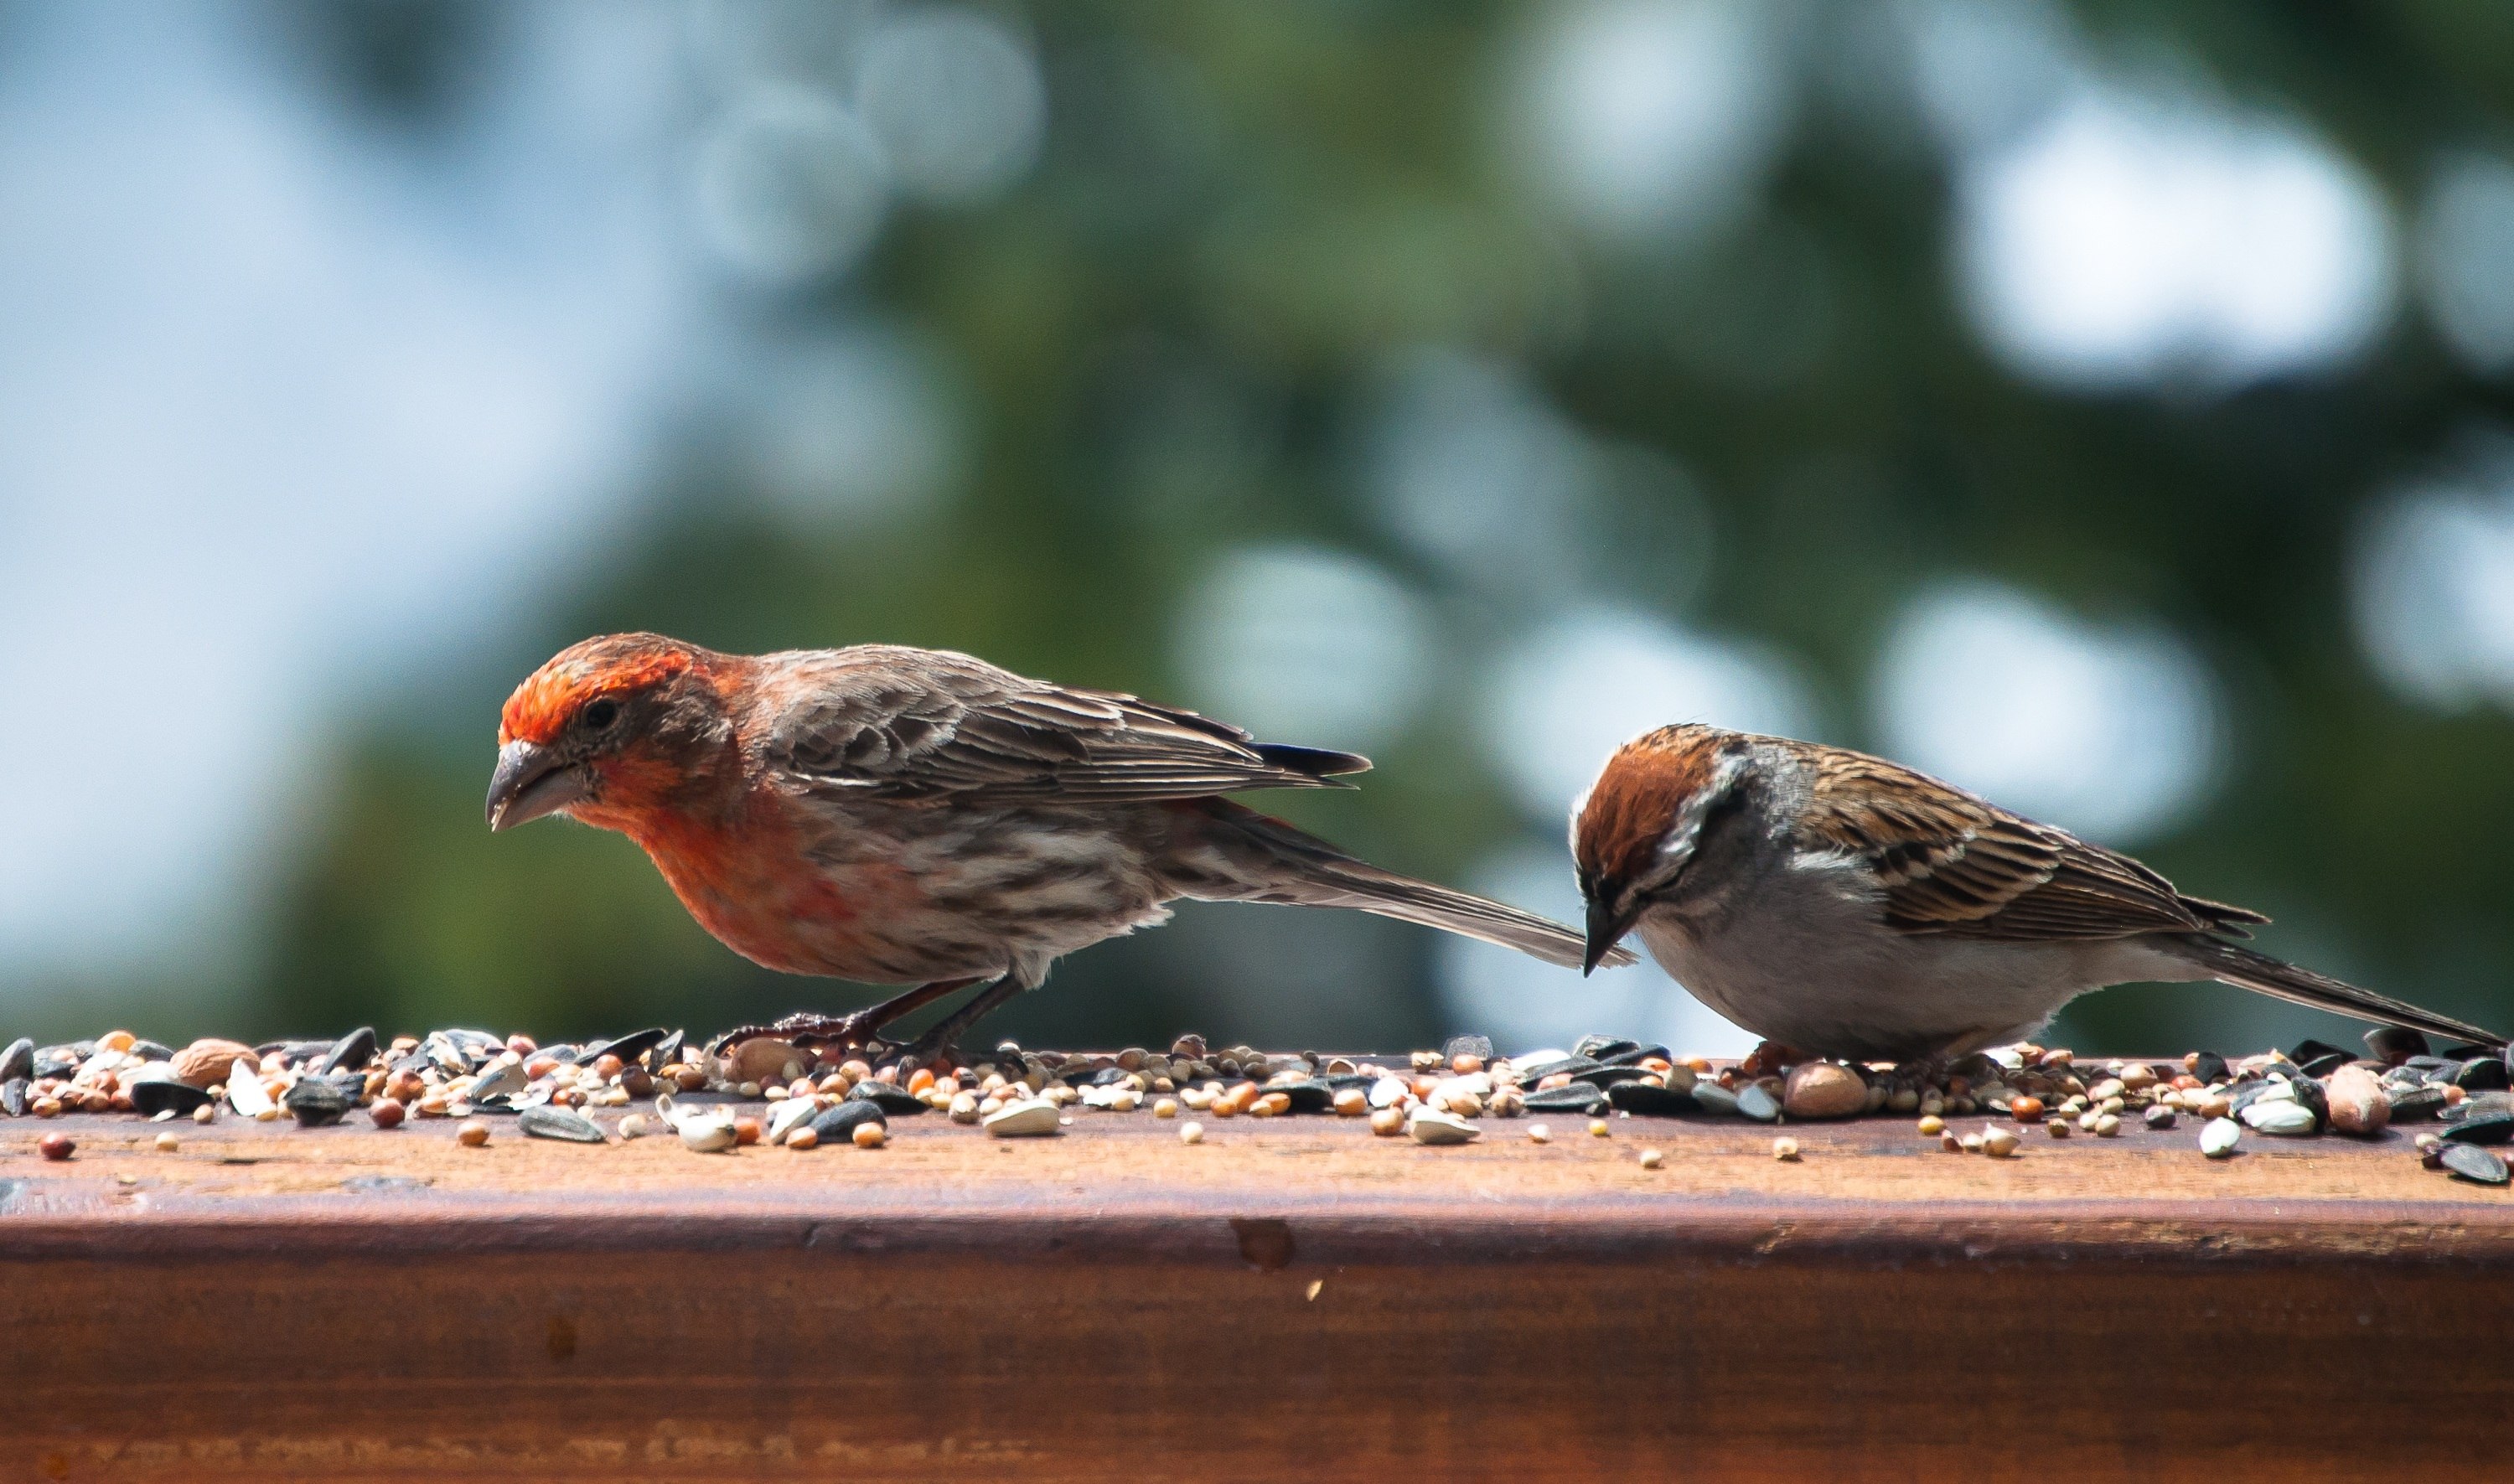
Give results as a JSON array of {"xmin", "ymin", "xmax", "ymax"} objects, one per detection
[
  {"xmin": 983, "ymin": 1098, "xmax": 1063, "ymax": 1138},
  {"xmin": 676, "ymin": 1117, "xmax": 737, "ymax": 1153},
  {"xmin": 1178, "ymin": 1120, "xmax": 1204, "ymax": 1145},
  {"xmin": 1637, "ymin": 1148, "xmax": 1663, "ymax": 1169},
  {"xmin": 765, "ymin": 1096, "xmax": 819, "ymax": 1145},
  {"xmin": 2240, "ymin": 1099, "xmax": 2316, "ymax": 1136},
  {"xmin": 225, "ymin": 1074, "xmax": 275, "ymax": 1119},
  {"xmin": 1981, "ymin": 1126, "xmax": 2020, "ymax": 1158},
  {"xmin": 2200, "ymin": 1117, "xmax": 2242, "ymax": 1158},
  {"xmin": 1526, "ymin": 1122, "xmax": 1551, "ymax": 1144},
  {"xmin": 1406, "ymin": 1109, "xmax": 1480, "ymax": 1145},
  {"xmin": 1772, "ymin": 1136, "xmax": 1801, "ymax": 1161}
]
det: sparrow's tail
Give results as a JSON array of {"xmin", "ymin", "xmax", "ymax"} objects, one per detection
[
  {"xmin": 1166, "ymin": 800, "xmax": 1632, "ymax": 970},
  {"xmin": 2165, "ymin": 935, "xmax": 2506, "ymax": 1050}
]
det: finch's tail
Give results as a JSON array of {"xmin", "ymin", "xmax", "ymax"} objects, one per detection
[
  {"xmin": 1166, "ymin": 801, "xmax": 1632, "ymax": 970},
  {"xmin": 2164, "ymin": 936, "xmax": 2506, "ymax": 1049}
]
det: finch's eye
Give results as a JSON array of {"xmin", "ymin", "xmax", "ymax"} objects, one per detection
[{"xmin": 581, "ymin": 698, "xmax": 620, "ymax": 732}]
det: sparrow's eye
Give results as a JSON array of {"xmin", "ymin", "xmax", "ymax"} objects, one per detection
[{"xmin": 580, "ymin": 698, "xmax": 620, "ymax": 732}]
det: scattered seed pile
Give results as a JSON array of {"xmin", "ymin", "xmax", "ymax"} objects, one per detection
[{"xmin": 2, "ymin": 1024, "xmax": 2506, "ymax": 1187}]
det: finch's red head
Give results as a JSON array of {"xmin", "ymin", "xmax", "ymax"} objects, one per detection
[
  {"xmin": 1571, "ymin": 724, "xmax": 1749, "ymax": 974},
  {"xmin": 498, "ymin": 633, "xmax": 701, "ymax": 748},
  {"xmin": 487, "ymin": 633, "xmax": 737, "ymax": 833}
]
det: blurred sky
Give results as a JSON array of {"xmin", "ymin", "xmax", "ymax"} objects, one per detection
[{"xmin": 7, "ymin": 0, "xmax": 2514, "ymax": 1057}]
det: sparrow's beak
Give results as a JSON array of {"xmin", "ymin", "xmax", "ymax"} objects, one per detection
[
  {"xmin": 1582, "ymin": 894, "xmax": 1640, "ymax": 976},
  {"xmin": 485, "ymin": 740, "xmax": 587, "ymax": 832}
]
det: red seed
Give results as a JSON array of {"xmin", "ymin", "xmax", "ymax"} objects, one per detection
[
  {"xmin": 733, "ymin": 1117, "xmax": 763, "ymax": 1147},
  {"xmin": 37, "ymin": 1134, "xmax": 74, "ymax": 1161},
  {"xmin": 369, "ymin": 1098, "xmax": 406, "ymax": 1130}
]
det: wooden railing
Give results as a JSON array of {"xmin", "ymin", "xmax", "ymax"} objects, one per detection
[{"xmin": 3, "ymin": 1083, "xmax": 2509, "ymax": 1481}]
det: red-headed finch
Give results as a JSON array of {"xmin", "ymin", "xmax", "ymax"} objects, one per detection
[
  {"xmin": 1573, "ymin": 724, "xmax": 2503, "ymax": 1063},
  {"xmin": 489, "ymin": 633, "xmax": 1626, "ymax": 1057}
]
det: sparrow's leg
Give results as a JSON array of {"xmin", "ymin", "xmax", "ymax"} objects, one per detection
[
  {"xmin": 708, "ymin": 977, "xmax": 987, "ymax": 1057},
  {"xmin": 897, "ymin": 975, "xmax": 1030, "ymax": 1067}
]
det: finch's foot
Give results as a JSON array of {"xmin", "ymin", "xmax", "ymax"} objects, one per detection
[
  {"xmin": 895, "ymin": 976, "xmax": 1031, "ymax": 1068},
  {"xmin": 704, "ymin": 977, "xmax": 992, "ymax": 1061},
  {"xmin": 706, "ymin": 1011, "xmax": 893, "ymax": 1060}
]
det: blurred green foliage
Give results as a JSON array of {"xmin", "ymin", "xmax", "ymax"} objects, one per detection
[{"xmin": 208, "ymin": 0, "xmax": 2514, "ymax": 1055}]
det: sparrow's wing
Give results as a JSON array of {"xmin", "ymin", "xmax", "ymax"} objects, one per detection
[
  {"xmin": 762, "ymin": 646, "xmax": 1370, "ymax": 804},
  {"xmin": 1797, "ymin": 747, "xmax": 2265, "ymax": 941}
]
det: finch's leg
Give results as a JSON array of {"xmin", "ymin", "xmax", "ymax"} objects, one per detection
[
  {"xmin": 897, "ymin": 975, "xmax": 1030, "ymax": 1064},
  {"xmin": 708, "ymin": 977, "xmax": 986, "ymax": 1057}
]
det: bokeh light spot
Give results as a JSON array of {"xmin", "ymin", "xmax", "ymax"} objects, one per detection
[
  {"xmin": 854, "ymin": 8, "xmax": 1046, "ymax": 206},
  {"xmin": 1173, "ymin": 545, "xmax": 1435, "ymax": 749},
  {"xmin": 1512, "ymin": 0, "xmax": 1793, "ymax": 241},
  {"xmin": 1953, "ymin": 80, "xmax": 2393, "ymax": 390},
  {"xmin": 2415, "ymin": 151, "xmax": 2514, "ymax": 379},
  {"xmin": 1361, "ymin": 347, "xmax": 1602, "ymax": 598},
  {"xmin": 2352, "ymin": 447, "xmax": 2514, "ymax": 711},
  {"xmin": 1481, "ymin": 607, "xmax": 1819, "ymax": 823},
  {"xmin": 693, "ymin": 83, "xmax": 888, "ymax": 283},
  {"xmin": 1873, "ymin": 580, "xmax": 2222, "ymax": 843}
]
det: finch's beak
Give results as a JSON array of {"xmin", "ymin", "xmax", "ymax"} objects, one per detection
[
  {"xmin": 485, "ymin": 740, "xmax": 587, "ymax": 832},
  {"xmin": 1582, "ymin": 895, "xmax": 1639, "ymax": 976}
]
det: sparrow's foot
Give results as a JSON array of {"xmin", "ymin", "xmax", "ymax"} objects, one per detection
[{"xmin": 1738, "ymin": 1040, "xmax": 1810, "ymax": 1078}]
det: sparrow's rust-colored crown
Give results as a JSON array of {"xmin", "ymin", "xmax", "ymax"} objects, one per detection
[
  {"xmin": 498, "ymin": 633, "xmax": 707, "ymax": 747},
  {"xmin": 1573, "ymin": 723, "xmax": 1728, "ymax": 892}
]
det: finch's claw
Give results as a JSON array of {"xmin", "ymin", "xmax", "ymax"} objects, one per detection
[{"xmin": 706, "ymin": 1012, "xmax": 893, "ymax": 1060}]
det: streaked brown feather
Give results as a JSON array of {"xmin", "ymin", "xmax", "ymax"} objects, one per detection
[
  {"xmin": 1795, "ymin": 744, "xmax": 2265, "ymax": 941},
  {"xmin": 759, "ymin": 645, "xmax": 1368, "ymax": 804}
]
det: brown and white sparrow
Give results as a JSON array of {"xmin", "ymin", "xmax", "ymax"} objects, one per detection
[{"xmin": 1572, "ymin": 724, "xmax": 2505, "ymax": 1062}]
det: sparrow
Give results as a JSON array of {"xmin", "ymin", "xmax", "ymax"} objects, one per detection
[
  {"xmin": 485, "ymin": 633, "xmax": 1626, "ymax": 1058},
  {"xmin": 1573, "ymin": 724, "xmax": 2506, "ymax": 1063}
]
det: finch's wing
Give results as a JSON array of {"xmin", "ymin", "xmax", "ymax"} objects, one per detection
[
  {"xmin": 1795, "ymin": 745, "xmax": 2264, "ymax": 941},
  {"xmin": 763, "ymin": 646, "xmax": 1371, "ymax": 804}
]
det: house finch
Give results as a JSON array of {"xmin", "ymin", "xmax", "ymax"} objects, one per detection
[
  {"xmin": 487, "ymin": 633, "xmax": 1625, "ymax": 1057},
  {"xmin": 1573, "ymin": 724, "xmax": 2505, "ymax": 1063}
]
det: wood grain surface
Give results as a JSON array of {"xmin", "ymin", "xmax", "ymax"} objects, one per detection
[{"xmin": 3, "ymin": 1095, "xmax": 2507, "ymax": 1481}]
